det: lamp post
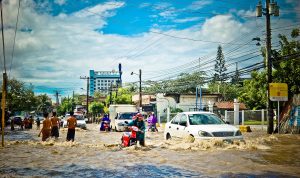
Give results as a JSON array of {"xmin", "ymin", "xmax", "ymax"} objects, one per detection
[{"xmin": 131, "ymin": 69, "xmax": 142, "ymax": 111}]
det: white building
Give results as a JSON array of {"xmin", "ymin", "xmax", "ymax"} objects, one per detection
[{"xmin": 89, "ymin": 70, "xmax": 121, "ymax": 96}]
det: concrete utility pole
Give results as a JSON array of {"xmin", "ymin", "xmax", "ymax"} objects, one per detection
[
  {"xmin": 256, "ymin": 0, "xmax": 280, "ymax": 134},
  {"xmin": 80, "ymin": 76, "xmax": 90, "ymax": 117},
  {"xmin": 139, "ymin": 69, "xmax": 142, "ymax": 110}
]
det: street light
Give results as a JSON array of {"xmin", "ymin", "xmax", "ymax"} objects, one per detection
[{"xmin": 131, "ymin": 69, "xmax": 142, "ymax": 111}]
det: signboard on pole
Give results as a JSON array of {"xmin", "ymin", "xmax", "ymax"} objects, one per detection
[{"xmin": 269, "ymin": 83, "xmax": 288, "ymax": 101}]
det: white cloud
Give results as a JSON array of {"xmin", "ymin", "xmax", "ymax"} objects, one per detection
[
  {"xmin": 1, "ymin": 0, "xmax": 296, "ymax": 98},
  {"xmin": 54, "ymin": 0, "xmax": 66, "ymax": 6},
  {"xmin": 173, "ymin": 17, "xmax": 203, "ymax": 23},
  {"xmin": 187, "ymin": 0, "xmax": 212, "ymax": 10}
]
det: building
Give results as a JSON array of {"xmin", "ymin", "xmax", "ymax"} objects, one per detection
[{"xmin": 89, "ymin": 70, "xmax": 121, "ymax": 96}]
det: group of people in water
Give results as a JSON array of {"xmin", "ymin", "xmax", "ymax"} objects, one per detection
[{"xmin": 38, "ymin": 111, "xmax": 77, "ymax": 142}]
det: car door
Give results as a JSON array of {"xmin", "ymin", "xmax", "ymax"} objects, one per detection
[
  {"xmin": 177, "ymin": 114, "xmax": 189, "ymax": 138},
  {"xmin": 168, "ymin": 114, "xmax": 180, "ymax": 138}
]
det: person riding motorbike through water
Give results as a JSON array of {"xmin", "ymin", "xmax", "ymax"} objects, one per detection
[
  {"xmin": 147, "ymin": 112, "xmax": 158, "ymax": 132},
  {"xmin": 127, "ymin": 113, "xmax": 146, "ymax": 146},
  {"xmin": 100, "ymin": 114, "xmax": 110, "ymax": 131}
]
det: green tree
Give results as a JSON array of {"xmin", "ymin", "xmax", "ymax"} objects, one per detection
[
  {"xmin": 6, "ymin": 79, "xmax": 37, "ymax": 114},
  {"xmin": 231, "ymin": 64, "xmax": 240, "ymax": 84},
  {"xmin": 106, "ymin": 88, "xmax": 133, "ymax": 105},
  {"xmin": 57, "ymin": 97, "xmax": 72, "ymax": 115},
  {"xmin": 89, "ymin": 101, "xmax": 104, "ymax": 117},
  {"xmin": 35, "ymin": 94, "xmax": 52, "ymax": 113},
  {"xmin": 272, "ymin": 28, "xmax": 300, "ymax": 96},
  {"xmin": 239, "ymin": 71, "xmax": 267, "ymax": 110},
  {"xmin": 214, "ymin": 45, "xmax": 227, "ymax": 82},
  {"xmin": 208, "ymin": 82, "xmax": 241, "ymax": 101}
]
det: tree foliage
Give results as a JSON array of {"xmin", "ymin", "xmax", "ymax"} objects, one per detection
[
  {"xmin": 89, "ymin": 101, "xmax": 104, "ymax": 117},
  {"xmin": 208, "ymin": 82, "xmax": 241, "ymax": 101},
  {"xmin": 272, "ymin": 29, "xmax": 300, "ymax": 96},
  {"xmin": 239, "ymin": 71, "xmax": 267, "ymax": 110},
  {"xmin": 106, "ymin": 88, "xmax": 133, "ymax": 105},
  {"xmin": 5, "ymin": 79, "xmax": 52, "ymax": 114},
  {"xmin": 214, "ymin": 45, "xmax": 227, "ymax": 82}
]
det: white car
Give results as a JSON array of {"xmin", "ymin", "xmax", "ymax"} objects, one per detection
[
  {"xmin": 112, "ymin": 112, "xmax": 137, "ymax": 131},
  {"xmin": 63, "ymin": 114, "xmax": 87, "ymax": 129},
  {"xmin": 164, "ymin": 111, "xmax": 243, "ymax": 141}
]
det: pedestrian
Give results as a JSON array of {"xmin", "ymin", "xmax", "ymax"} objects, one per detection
[
  {"xmin": 66, "ymin": 111, "xmax": 77, "ymax": 142},
  {"xmin": 50, "ymin": 112, "xmax": 60, "ymax": 139},
  {"xmin": 127, "ymin": 113, "xmax": 146, "ymax": 146},
  {"xmin": 29, "ymin": 116, "xmax": 34, "ymax": 129},
  {"xmin": 36, "ymin": 117, "xmax": 40, "ymax": 130},
  {"xmin": 38, "ymin": 112, "xmax": 52, "ymax": 141},
  {"xmin": 10, "ymin": 118, "xmax": 15, "ymax": 131}
]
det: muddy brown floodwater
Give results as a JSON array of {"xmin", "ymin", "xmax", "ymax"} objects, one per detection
[{"xmin": 0, "ymin": 124, "xmax": 299, "ymax": 177}]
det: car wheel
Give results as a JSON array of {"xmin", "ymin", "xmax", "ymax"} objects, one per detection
[
  {"xmin": 166, "ymin": 133, "xmax": 171, "ymax": 140},
  {"xmin": 115, "ymin": 126, "xmax": 118, "ymax": 132}
]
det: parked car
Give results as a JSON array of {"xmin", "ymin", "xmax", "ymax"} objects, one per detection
[
  {"xmin": 63, "ymin": 114, "xmax": 87, "ymax": 129},
  {"xmin": 164, "ymin": 111, "xmax": 243, "ymax": 141},
  {"xmin": 8, "ymin": 116, "xmax": 25, "ymax": 126}
]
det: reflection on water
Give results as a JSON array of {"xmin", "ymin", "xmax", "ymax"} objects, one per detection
[
  {"xmin": 0, "ymin": 164, "xmax": 200, "ymax": 177},
  {"xmin": 0, "ymin": 124, "xmax": 299, "ymax": 177}
]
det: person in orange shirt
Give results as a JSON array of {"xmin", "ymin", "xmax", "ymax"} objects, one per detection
[
  {"xmin": 38, "ymin": 112, "xmax": 52, "ymax": 141},
  {"xmin": 66, "ymin": 111, "xmax": 77, "ymax": 142},
  {"xmin": 50, "ymin": 112, "xmax": 60, "ymax": 139}
]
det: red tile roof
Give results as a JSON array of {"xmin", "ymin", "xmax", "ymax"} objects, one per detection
[{"xmin": 215, "ymin": 101, "xmax": 247, "ymax": 110}]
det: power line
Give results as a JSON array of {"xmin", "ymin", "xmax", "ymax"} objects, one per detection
[
  {"xmin": 149, "ymin": 30, "xmax": 258, "ymax": 45},
  {"xmin": 0, "ymin": 0, "xmax": 6, "ymax": 73},
  {"xmin": 9, "ymin": 0, "xmax": 21, "ymax": 78}
]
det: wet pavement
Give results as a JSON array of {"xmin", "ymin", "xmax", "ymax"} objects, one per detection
[{"xmin": 0, "ymin": 124, "xmax": 299, "ymax": 177}]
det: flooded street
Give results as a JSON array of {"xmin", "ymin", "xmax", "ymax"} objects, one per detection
[{"xmin": 0, "ymin": 124, "xmax": 299, "ymax": 177}]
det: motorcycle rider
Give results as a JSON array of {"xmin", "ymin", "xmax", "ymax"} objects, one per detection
[
  {"xmin": 127, "ymin": 113, "xmax": 146, "ymax": 146},
  {"xmin": 147, "ymin": 112, "xmax": 158, "ymax": 132},
  {"xmin": 100, "ymin": 114, "xmax": 110, "ymax": 131}
]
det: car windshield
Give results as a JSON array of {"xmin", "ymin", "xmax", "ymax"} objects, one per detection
[
  {"xmin": 118, "ymin": 113, "xmax": 136, "ymax": 120},
  {"xmin": 75, "ymin": 115, "xmax": 84, "ymax": 120},
  {"xmin": 188, "ymin": 114, "xmax": 225, "ymax": 125}
]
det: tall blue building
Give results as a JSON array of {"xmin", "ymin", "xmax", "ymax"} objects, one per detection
[{"xmin": 89, "ymin": 70, "xmax": 121, "ymax": 96}]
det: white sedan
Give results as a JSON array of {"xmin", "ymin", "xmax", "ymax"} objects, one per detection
[
  {"xmin": 63, "ymin": 114, "xmax": 87, "ymax": 130},
  {"xmin": 164, "ymin": 111, "xmax": 243, "ymax": 140}
]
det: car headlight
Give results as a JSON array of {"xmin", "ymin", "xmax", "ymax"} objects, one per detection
[
  {"xmin": 235, "ymin": 130, "xmax": 242, "ymax": 136},
  {"xmin": 198, "ymin": 130, "xmax": 212, "ymax": 137}
]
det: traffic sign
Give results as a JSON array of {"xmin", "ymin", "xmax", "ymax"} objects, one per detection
[{"xmin": 269, "ymin": 83, "xmax": 288, "ymax": 101}]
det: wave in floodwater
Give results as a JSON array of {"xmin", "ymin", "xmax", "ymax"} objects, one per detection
[{"xmin": 4, "ymin": 134, "xmax": 278, "ymax": 152}]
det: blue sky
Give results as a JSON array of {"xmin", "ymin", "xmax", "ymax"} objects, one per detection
[{"xmin": 1, "ymin": 0, "xmax": 299, "ymax": 101}]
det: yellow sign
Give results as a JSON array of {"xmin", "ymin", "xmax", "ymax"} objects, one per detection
[{"xmin": 269, "ymin": 83, "xmax": 288, "ymax": 101}]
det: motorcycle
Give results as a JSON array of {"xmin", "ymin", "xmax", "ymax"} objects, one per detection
[
  {"xmin": 121, "ymin": 126, "xmax": 139, "ymax": 147},
  {"xmin": 148, "ymin": 123, "xmax": 156, "ymax": 132}
]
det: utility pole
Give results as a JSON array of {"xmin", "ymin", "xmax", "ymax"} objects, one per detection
[
  {"xmin": 54, "ymin": 90, "xmax": 60, "ymax": 105},
  {"xmin": 72, "ymin": 91, "xmax": 75, "ymax": 111},
  {"xmin": 1, "ymin": 0, "xmax": 7, "ymax": 147},
  {"xmin": 139, "ymin": 69, "xmax": 142, "ymax": 110},
  {"xmin": 80, "ymin": 76, "xmax": 90, "ymax": 118},
  {"xmin": 109, "ymin": 82, "xmax": 112, "ymax": 105},
  {"xmin": 256, "ymin": 0, "xmax": 280, "ymax": 134}
]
